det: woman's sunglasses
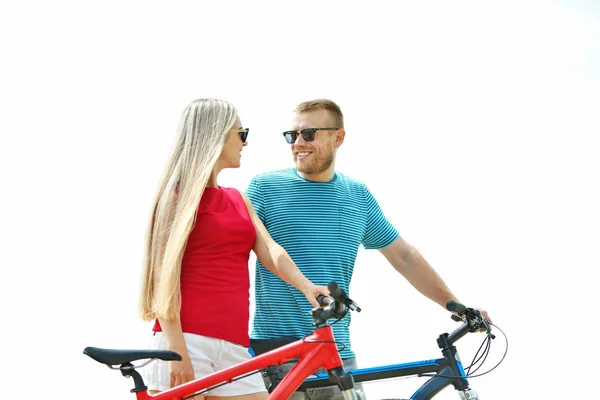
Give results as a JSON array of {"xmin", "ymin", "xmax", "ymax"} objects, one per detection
[
  {"xmin": 282, "ymin": 128, "xmax": 339, "ymax": 144},
  {"xmin": 232, "ymin": 128, "xmax": 250, "ymax": 142}
]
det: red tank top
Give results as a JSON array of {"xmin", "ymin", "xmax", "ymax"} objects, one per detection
[{"xmin": 153, "ymin": 187, "xmax": 256, "ymax": 347}]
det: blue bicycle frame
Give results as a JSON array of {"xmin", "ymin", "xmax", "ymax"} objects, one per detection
[{"xmin": 299, "ymin": 321, "xmax": 477, "ymax": 399}]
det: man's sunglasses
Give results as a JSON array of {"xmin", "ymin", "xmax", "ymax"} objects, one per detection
[
  {"xmin": 282, "ymin": 128, "xmax": 339, "ymax": 144},
  {"xmin": 231, "ymin": 128, "xmax": 250, "ymax": 142}
]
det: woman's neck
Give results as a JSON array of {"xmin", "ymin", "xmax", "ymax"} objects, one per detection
[{"xmin": 207, "ymin": 166, "xmax": 221, "ymax": 188}]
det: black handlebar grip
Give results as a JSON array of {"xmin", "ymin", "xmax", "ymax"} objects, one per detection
[
  {"xmin": 446, "ymin": 300, "xmax": 467, "ymax": 315},
  {"xmin": 328, "ymin": 281, "xmax": 344, "ymax": 299},
  {"xmin": 316, "ymin": 295, "xmax": 331, "ymax": 307}
]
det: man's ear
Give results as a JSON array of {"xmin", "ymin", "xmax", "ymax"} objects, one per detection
[{"xmin": 334, "ymin": 129, "xmax": 346, "ymax": 148}]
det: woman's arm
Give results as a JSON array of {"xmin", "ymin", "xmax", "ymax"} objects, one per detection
[
  {"xmin": 157, "ymin": 317, "xmax": 196, "ymax": 388},
  {"xmin": 241, "ymin": 193, "xmax": 328, "ymax": 306}
]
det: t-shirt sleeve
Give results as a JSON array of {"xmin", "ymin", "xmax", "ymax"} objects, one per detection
[
  {"xmin": 362, "ymin": 185, "xmax": 400, "ymax": 249},
  {"xmin": 245, "ymin": 176, "xmax": 266, "ymax": 224}
]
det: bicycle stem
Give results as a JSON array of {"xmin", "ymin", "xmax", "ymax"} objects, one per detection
[{"xmin": 437, "ymin": 331, "xmax": 470, "ymax": 391}]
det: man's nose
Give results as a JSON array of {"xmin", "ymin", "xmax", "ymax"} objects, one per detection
[{"xmin": 294, "ymin": 132, "xmax": 306, "ymax": 145}]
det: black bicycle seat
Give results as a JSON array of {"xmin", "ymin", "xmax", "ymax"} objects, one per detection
[{"xmin": 83, "ymin": 346, "xmax": 182, "ymax": 366}]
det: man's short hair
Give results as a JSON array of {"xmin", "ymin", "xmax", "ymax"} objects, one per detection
[{"xmin": 294, "ymin": 99, "xmax": 344, "ymax": 128}]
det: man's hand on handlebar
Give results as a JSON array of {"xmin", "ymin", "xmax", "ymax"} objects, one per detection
[
  {"xmin": 477, "ymin": 308, "xmax": 492, "ymax": 325},
  {"xmin": 447, "ymin": 301, "xmax": 493, "ymax": 333}
]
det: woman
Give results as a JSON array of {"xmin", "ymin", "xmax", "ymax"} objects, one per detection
[{"xmin": 138, "ymin": 98, "xmax": 327, "ymax": 399}]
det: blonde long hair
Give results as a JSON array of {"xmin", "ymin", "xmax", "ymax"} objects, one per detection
[{"xmin": 139, "ymin": 98, "xmax": 238, "ymax": 321}]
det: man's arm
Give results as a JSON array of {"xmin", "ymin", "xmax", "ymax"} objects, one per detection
[
  {"xmin": 379, "ymin": 237, "xmax": 491, "ymax": 322},
  {"xmin": 378, "ymin": 236, "xmax": 459, "ymax": 308}
]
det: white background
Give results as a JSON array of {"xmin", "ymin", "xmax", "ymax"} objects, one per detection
[{"xmin": 1, "ymin": 1, "xmax": 599, "ymax": 399}]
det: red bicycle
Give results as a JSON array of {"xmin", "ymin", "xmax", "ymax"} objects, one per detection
[
  {"xmin": 84, "ymin": 282, "xmax": 498, "ymax": 399},
  {"xmin": 84, "ymin": 282, "xmax": 363, "ymax": 400}
]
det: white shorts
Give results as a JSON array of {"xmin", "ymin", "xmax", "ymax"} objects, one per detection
[{"xmin": 143, "ymin": 332, "xmax": 267, "ymax": 397}]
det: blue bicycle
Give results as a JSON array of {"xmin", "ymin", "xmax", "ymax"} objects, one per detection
[{"xmin": 254, "ymin": 300, "xmax": 505, "ymax": 399}]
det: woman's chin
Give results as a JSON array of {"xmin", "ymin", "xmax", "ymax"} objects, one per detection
[{"xmin": 223, "ymin": 160, "xmax": 242, "ymax": 169}]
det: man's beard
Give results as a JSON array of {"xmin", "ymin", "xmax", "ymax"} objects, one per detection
[{"xmin": 295, "ymin": 151, "xmax": 334, "ymax": 175}]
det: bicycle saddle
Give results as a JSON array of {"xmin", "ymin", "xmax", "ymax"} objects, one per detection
[{"xmin": 83, "ymin": 346, "xmax": 182, "ymax": 366}]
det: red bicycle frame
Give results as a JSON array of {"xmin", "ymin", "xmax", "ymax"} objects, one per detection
[{"xmin": 136, "ymin": 325, "xmax": 343, "ymax": 400}]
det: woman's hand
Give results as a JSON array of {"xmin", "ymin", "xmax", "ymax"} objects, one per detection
[
  {"xmin": 301, "ymin": 284, "xmax": 330, "ymax": 308},
  {"xmin": 169, "ymin": 354, "xmax": 195, "ymax": 388}
]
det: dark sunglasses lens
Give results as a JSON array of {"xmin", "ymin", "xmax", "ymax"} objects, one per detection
[
  {"xmin": 238, "ymin": 129, "xmax": 248, "ymax": 142},
  {"xmin": 300, "ymin": 129, "xmax": 316, "ymax": 141},
  {"xmin": 284, "ymin": 132, "xmax": 296, "ymax": 144}
]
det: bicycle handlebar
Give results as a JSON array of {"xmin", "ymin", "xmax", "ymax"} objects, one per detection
[
  {"xmin": 310, "ymin": 284, "xmax": 492, "ymax": 341},
  {"xmin": 446, "ymin": 300, "xmax": 494, "ymax": 342},
  {"xmin": 311, "ymin": 281, "xmax": 361, "ymax": 328},
  {"xmin": 446, "ymin": 300, "xmax": 468, "ymax": 316}
]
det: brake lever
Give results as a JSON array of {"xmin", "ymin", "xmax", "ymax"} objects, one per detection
[
  {"xmin": 482, "ymin": 317, "xmax": 495, "ymax": 339},
  {"xmin": 346, "ymin": 299, "xmax": 361, "ymax": 312},
  {"xmin": 466, "ymin": 309, "xmax": 496, "ymax": 338},
  {"xmin": 451, "ymin": 314, "xmax": 463, "ymax": 322}
]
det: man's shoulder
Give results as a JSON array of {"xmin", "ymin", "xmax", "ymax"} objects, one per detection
[
  {"xmin": 336, "ymin": 172, "xmax": 368, "ymax": 191},
  {"xmin": 251, "ymin": 168, "xmax": 297, "ymax": 184}
]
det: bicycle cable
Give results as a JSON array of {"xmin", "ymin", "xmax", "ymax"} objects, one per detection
[
  {"xmin": 419, "ymin": 322, "xmax": 508, "ymax": 380},
  {"xmin": 303, "ymin": 312, "xmax": 348, "ymax": 352},
  {"xmin": 465, "ymin": 328, "xmax": 493, "ymax": 376}
]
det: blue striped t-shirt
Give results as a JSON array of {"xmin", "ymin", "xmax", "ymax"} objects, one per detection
[{"xmin": 246, "ymin": 168, "xmax": 399, "ymax": 359}]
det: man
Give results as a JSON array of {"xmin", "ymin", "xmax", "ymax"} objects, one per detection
[{"xmin": 246, "ymin": 99, "xmax": 490, "ymax": 399}]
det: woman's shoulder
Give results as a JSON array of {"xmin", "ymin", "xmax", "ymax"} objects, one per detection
[{"xmin": 219, "ymin": 186, "xmax": 249, "ymax": 202}]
